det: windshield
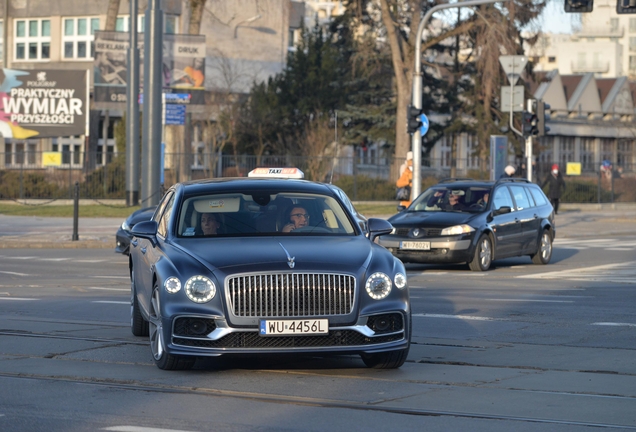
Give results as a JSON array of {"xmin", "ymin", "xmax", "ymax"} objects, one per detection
[
  {"xmin": 176, "ymin": 192, "xmax": 356, "ymax": 237},
  {"xmin": 410, "ymin": 186, "xmax": 492, "ymax": 213}
]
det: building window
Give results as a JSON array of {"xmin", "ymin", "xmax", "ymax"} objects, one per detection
[
  {"xmin": 577, "ymin": 52, "xmax": 586, "ymax": 69},
  {"xmin": 617, "ymin": 140, "xmax": 633, "ymax": 171},
  {"xmin": 548, "ymin": 56, "xmax": 556, "ymax": 63},
  {"xmin": 581, "ymin": 138, "xmax": 595, "ymax": 171},
  {"xmin": 115, "ymin": 14, "xmax": 177, "ymax": 33},
  {"xmin": 559, "ymin": 137, "xmax": 575, "ymax": 166},
  {"xmin": 631, "ymin": 18, "xmax": 636, "ymax": 32},
  {"xmin": 63, "ymin": 17, "xmax": 100, "ymax": 59},
  {"xmin": 630, "ymin": 56, "xmax": 636, "ymax": 71},
  {"xmin": 600, "ymin": 138, "xmax": 614, "ymax": 164},
  {"xmin": 630, "ymin": 37, "xmax": 636, "ymax": 52},
  {"xmin": 14, "ymin": 19, "xmax": 50, "ymax": 61},
  {"xmin": 610, "ymin": 18, "xmax": 619, "ymax": 32}
]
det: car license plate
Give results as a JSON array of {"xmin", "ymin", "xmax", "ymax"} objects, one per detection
[
  {"xmin": 260, "ymin": 319, "xmax": 329, "ymax": 336},
  {"xmin": 401, "ymin": 241, "xmax": 431, "ymax": 250}
]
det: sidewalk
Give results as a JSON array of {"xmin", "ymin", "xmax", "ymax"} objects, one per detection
[{"xmin": 0, "ymin": 205, "xmax": 634, "ymax": 249}]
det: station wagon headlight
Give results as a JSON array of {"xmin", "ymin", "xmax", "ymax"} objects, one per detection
[
  {"xmin": 164, "ymin": 277, "xmax": 181, "ymax": 294},
  {"xmin": 366, "ymin": 272, "xmax": 392, "ymax": 300},
  {"xmin": 184, "ymin": 276, "xmax": 216, "ymax": 303},
  {"xmin": 441, "ymin": 224, "xmax": 475, "ymax": 236},
  {"xmin": 394, "ymin": 272, "xmax": 407, "ymax": 290}
]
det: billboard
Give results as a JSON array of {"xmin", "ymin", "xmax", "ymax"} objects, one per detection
[
  {"xmin": 0, "ymin": 68, "xmax": 88, "ymax": 139},
  {"xmin": 93, "ymin": 31, "xmax": 206, "ymax": 104}
]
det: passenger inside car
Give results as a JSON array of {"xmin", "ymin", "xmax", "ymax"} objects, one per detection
[{"xmin": 200, "ymin": 212, "xmax": 222, "ymax": 235}]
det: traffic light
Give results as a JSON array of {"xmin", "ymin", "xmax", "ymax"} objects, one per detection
[
  {"xmin": 564, "ymin": 0, "xmax": 593, "ymax": 12},
  {"xmin": 617, "ymin": 0, "xmax": 636, "ymax": 13},
  {"xmin": 407, "ymin": 105, "xmax": 423, "ymax": 135},
  {"xmin": 536, "ymin": 101, "xmax": 551, "ymax": 137},
  {"xmin": 522, "ymin": 111, "xmax": 537, "ymax": 136}
]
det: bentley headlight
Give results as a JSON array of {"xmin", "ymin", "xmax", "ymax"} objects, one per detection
[
  {"xmin": 394, "ymin": 272, "xmax": 407, "ymax": 290},
  {"xmin": 441, "ymin": 224, "xmax": 475, "ymax": 236},
  {"xmin": 184, "ymin": 276, "xmax": 216, "ymax": 303},
  {"xmin": 164, "ymin": 276, "xmax": 181, "ymax": 294},
  {"xmin": 365, "ymin": 272, "xmax": 391, "ymax": 300},
  {"xmin": 121, "ymin": 220, "xmax": 131, "ymax": 231}
]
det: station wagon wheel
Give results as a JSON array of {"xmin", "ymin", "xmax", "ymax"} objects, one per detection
[
  {"xmin": 469, "ymin": 234, "xmax": 492, "ymax": 272},
  {"xmin": 531, "ymin": 229, "xmax": 553, "ymax": 265},
  {"xmin": 148, "ymin": 282, "xmax": 195, "ymax": 370},
  {"xmin": 130, "ymin": 269, "xmax": 149, "ymax": 337}
]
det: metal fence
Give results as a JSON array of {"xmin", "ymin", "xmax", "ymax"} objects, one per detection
[{"xmin": 1, "ymin": 151, "xmax": 634, "ymax": 204}]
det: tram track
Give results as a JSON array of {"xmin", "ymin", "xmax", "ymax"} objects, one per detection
[{"xmin": 0, "ymin": 371, "xmax": 635, "ymax": 430}]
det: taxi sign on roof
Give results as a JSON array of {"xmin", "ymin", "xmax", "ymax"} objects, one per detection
[{"xmin": 248, "ymin": 167, "xmax": 304, "ymax": 179}]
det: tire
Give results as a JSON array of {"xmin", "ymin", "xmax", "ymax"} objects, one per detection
[
  {"xmin": 148, "ymin": 283, "xmax": 195, "ymax": 370},
  {"xmin": 361, "ymin": 348, "xmax": 409, "ymax": 369},
  {"xmin": 469, "ymin": 234, "xmax": 493, "ymax": 271},
  {"xmin": 531, "ymin": 229, "xmax": 553, "ymax": 265},
  {"xmin": 130, "ymin": 270, "xmax": 149, "ymax": 337}
]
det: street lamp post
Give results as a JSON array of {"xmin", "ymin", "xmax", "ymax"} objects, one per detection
[{"xmin": 411, "ymin": 0, "xmax": 512, "ymax": 198}]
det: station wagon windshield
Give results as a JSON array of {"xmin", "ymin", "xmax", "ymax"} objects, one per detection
[{"xmin": 410, "ymin": 187, "xmax": 492, "ymax": 213}]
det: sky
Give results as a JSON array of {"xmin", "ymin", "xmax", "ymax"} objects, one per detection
[{"xmin": 539, "ymin": 1, "xmax": 578, "ymax": 34}]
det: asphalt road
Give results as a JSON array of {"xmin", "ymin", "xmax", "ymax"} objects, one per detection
[{"xmin": 0, "ymin": 211, "xmax": 635, "ymax": 431}]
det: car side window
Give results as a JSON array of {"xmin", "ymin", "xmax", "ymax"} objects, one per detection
[
  {"xmin": 492, "ymin": 186, "xmax": 514, "ymax": 210},
  {"xmin": 153, "ymin": 191, "xmax": 174, "ymax": 223},
  {"xmin": 157, "ymin": 193, "xmax": 176, "ymax": 238},
  {"xmin": 509, "ymin": 185, "xmax": 531, "ymax": 210},
  {"xmin": 529, "ymin": 186, "xmax": 548, "ymax": 206}
]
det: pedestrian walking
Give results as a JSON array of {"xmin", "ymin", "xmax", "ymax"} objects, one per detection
[
  {"xmin": 396, "ymin": 157, "xmax": 413, "ymax": 210},
  {"xmin": 541, "ymin": 163, "xmax": 566, "ymax": 214}
]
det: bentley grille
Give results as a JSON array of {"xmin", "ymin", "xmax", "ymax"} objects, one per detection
[{"xmin": 227, "ymin": 273, "xmax": 355, "ymax": 317}]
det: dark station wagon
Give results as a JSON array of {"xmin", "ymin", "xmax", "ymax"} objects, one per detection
[{"xmin": 378, "ymin": 178, "xmax": 555, "ymax": 271}]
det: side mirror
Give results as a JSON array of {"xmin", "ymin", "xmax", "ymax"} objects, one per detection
[
  {"xmin": 368, "ymin": 218, "xmax": 393, "ymax": 242},
  {"xmin": 493, "ymin": 206, "xmax": 512, "ymax": 216},
  {"xmin": 131, "ymin": 220, "xmax": 159, "ymax": 241}
]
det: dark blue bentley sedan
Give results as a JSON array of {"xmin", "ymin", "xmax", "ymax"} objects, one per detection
[{"xmin": 129, "ymin": 168, "xmax": 410, "ymax": 370}]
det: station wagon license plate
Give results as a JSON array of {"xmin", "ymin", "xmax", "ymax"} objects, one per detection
[
  {"xmin": 401, "ymin": 241, "xmax": 431, "ymax": 250},
  {"xmin": 260, "ymin": 319, "xmax": 329, "ymax": 336}
]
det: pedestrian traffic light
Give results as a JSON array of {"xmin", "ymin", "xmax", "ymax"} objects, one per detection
[
  {"xmin": 407, "ymin": 105, "xmax": 423, "ymax": 135},
  {"xmin": 522, "ymin": 111, "xmax": 537, "ymax": 136},
  {"xmin": 564, "ymin": 0, "xmax": 593, "ymax": 12},
  {"xmin": 617, "ymin": 0, "xmax": 636, "ymax": 13},
  {"xmin": 536, "ymin": 101, "xmax": 551, "ymax": 137}
]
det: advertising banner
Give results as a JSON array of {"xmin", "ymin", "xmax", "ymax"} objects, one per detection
[
  {"xmin": 0, "ymin": 68, "xmax": 88, "ymax": 139},
  {"xmin": 93, "ymin": 31, "xmax": 206, "ymax": 104}
]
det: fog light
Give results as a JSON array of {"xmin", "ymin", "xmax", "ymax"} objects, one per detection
[
  {"xmin": 442, "ymin": 249, "xmax": 448, "ymax": 254},
  {"xmin": 375, "ymin": 317, "xmax": 390, "ymax": 332},
  {"xmin": 188, "ymin": 319, "xmax": 208, "ymax": 335}
]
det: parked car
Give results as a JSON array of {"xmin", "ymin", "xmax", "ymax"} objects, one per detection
[
  {"xmin": 378, "ymin": 178, "xmax": 555, "ymax": 271},
  {"xmin": 115, "ymin": 206, "xmax": 157, "ymax": 255},
  {"xmin": 129, "ymin": 168, "xmax": 410, "ymax": 370}
]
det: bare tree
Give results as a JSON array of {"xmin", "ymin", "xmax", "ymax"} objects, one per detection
[{"xmin": 105, "ymin": 0, "xmax": 121, "ymax": 31}]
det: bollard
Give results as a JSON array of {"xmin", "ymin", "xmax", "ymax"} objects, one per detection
[{"xmin": 72, "ymin": 181, "xmax": 79, "ymax": 241}]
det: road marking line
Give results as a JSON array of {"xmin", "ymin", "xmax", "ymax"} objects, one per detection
[
  {"xmin": 592, "ymin": 322, "xmax": 636, "ymax": 327},
  {"xmin": 516, "ymin": 261, "xmax": 636, "ymax": 280},
  {"xmin": 102, "ymin": 427, "xmax": 198, "ymax": 432},
  {"xmin": 0, "ymin": 298, "xmax": 39, "ymax": 301},
  {"xmin": 93, "ymin": 276, "xmax": 130, "ymax": 279},
  {"xmin": 92, "ymin": 301, "xmax": 129, "ymax": 304},
  {"xmin": 41, "ymin": 258, "xmax": 70, "ymax": 261},
  {"xmin": 413, "ymin": 313, "xmax": 504, "ymax": 321},
  {"xmin": 76, "ymin": 259, "xmax": 106, "ymax": 263},
  {"xmin": 87, "ymin": 287, "xmax": 129, "ymax": 292},
  {"xmin": 5, "ymin": 256, "xmax": 36, "ymax": 260},
  {"xmin": 487, "ymin": 299, "xmax": 574, "ymax": 303},
  {"xmin": 605, "ymin": 248, "xmax": 633, "ymax": 251},
  {"xmin": 0, "ymin": 270, "xmax": 29, "ymax": 276}
]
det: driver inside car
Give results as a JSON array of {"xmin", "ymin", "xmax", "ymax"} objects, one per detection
[{"xmin": 282, "ymin": 205, "xmax": 310, "ymax": 232}]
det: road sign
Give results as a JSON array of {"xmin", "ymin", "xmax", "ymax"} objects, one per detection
[
  {"xmin": 163, "ymin": 104, "xmax": 186, "ymax": 125},
  {"xmin": 499, "ymin": 55, "xmax": 527, "ymax": 86},
  {"xmin": 419, "ymin": 113, "xmax": 429, "ymax": 136},
  {"xmin": 500, "ymin": 86, "xmax": 525, "ymax": 112},
  {"xmin": 163, "ymin": 93, "xmax": 191, "ymax": 104}
]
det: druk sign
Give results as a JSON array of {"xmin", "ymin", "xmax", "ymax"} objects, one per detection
[{"xmin": 0, "ymin": 69, "xmax": 88, "ymax": 139}]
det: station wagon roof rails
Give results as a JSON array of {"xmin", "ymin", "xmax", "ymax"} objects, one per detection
[
  {"xmin": 495, "ymin": 178, "xmax": 530, "ymax": 185},
  {"xmin": 438, "ymin": 178, "xmax": 475, "ymax": 183}
]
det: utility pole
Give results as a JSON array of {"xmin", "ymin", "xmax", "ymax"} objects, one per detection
[
  {"xmin": 126, "ymin": 0, "xmax": 140, "ymax": 206},
  {"xmin": 141, "ymin": 0, "xmax": 163, "ymax": 206},
  {"xmin": 411, "ymin": 0, "xmax": 513, "ymax": 198}
]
